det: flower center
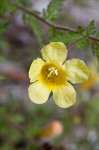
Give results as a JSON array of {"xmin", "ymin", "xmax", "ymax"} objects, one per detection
[{"xmin": 38, "ymin": 63, "xmax": 67, "ymax": 90}]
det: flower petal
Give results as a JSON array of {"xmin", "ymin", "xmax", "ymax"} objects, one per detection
[
  {"xmin": 64, "ymin": 58, "xmax": 89, "ymax": 84},
  {"xmin": 28, "ymin": 82, "xmax": 50, "ymax": 104},
  {"xmin": 29, "ymin": 58, "xmax": 44, "ymax": 83},
  {"xmin": 53, "ymin": 82, "xmax": 76, "ymax": 108},
  {"xmin": 41, "ymin": 42, "xmax": 67, "ymax": 64}
]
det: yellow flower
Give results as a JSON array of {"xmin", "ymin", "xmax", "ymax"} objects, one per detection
[
  {"xmin": 28, "ymin": 42, "xmax": 89, "ymax": 108},
  {"xmin": 80, "ymin": 58, "xmax": 99, "ymax": 90}
]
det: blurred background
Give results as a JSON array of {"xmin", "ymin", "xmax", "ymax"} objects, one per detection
[{"xmin": 0, "ymin": 0, "xmax": 99, "ymax": 150}]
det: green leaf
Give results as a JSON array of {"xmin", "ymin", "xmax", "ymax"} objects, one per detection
[
  {"xmin": 49, "ymin": 33, "xmax": 83, "ymax": 44},
  {"xmin": 27, "ymin": 15, "xmax": 43, "ymax": 46},
  {"xmin": 92, "ymin": 42, "xmax": 99, "ymax": 61},
  {"xmin": 86, "ymin": 20, "xmax": 96, "ymax": 35},
  {"xmin": 43, "ymin": 0, "xmax": 63, "ymax": 21},
  {"xmin": 48, "ymin": 26, "xmax": 56, "ymax": 37},
  {"xmin": 76, "ymin": 38, "xmax": 89, "ymax": 50},
  {"xmin": 77, "ymin": 26, "xmax": 84, "ymax": 35}
]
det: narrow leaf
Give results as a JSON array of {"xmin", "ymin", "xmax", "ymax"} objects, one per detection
[
  {"xmin": 49, "ymin": 33, "xmax": 83, "ymax": 44},
  {"xmin": 27, "ymin": 15, "xmax": 43, "ymax": 46},
  {"xmin": 43, "ymin": 0, "xmax": 63, "ymax": 21},
  {"xmin": 86, "ymin": 20, "xmax": 96, "ymax": 35},
  {"xmin": 77, "ymin": 26, "xmax": 84, "ymax": 35},
  {"xmin": 76, "ymin": 38, "xmax": 89, "ymax": 50},
  {"xmin": 92, "ymin": 42, "xmax": 99, "ymax": 61}
]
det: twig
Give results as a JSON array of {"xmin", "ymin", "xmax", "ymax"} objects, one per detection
[{"xmin": 10, "ymin": 2, "xmax": 99, "ymax": 43}]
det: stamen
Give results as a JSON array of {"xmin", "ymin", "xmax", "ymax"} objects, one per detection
[
  {"xmin": 47, "ymin": 69, "xmax": 54, "ymax": 78},
  {"xmin": 48, "ymin": 67, "xmax": 54, "ymax": 71},
  {"xmin": 55, "ymin": 69, "xmax": 58, "ymax": 76},
  {"xmin": 47, "ymin": 67, "xmax": 58, "ymax": 78},
  {"xmin": 39, "ymin": 62, "xmax": 67, "ymax": 90}
]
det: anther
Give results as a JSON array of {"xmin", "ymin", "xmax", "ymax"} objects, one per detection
[{"xmin": 55, "ymin": 69, "xmax": 58, "ymax": 76}]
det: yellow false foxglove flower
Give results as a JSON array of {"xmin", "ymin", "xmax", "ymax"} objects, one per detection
[
  {"xmin": 28, "ymin": 42, "xmax": 89, "ymax": 108},
  {"xmin": 80, "ymin": 58, "xmax": 99, "ymax": 90}
]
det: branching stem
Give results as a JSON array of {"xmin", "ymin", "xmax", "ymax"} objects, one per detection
[{"xmin": 10, "ymin": 2, "xmax": 99, "ymax": 44}]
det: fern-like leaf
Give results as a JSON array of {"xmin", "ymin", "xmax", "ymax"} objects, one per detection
[
  {"xmin": 24, "ymin": 14, "xmax": 43, "ymax": 46},
  {"xmin": 76, "ymin": 38, "xmax": 89, "ymax": 50},
  {"xmin": 77, "ymin": 26, "xmax": 84, "ymax": 35},
  {"xmin": 43, "ymin": 0, "xmax": 63, "ymax": 21},
  {"xmin": 86, "ymin": 20, "xmax": 96, "ymax": 35},
  {"xmin": 92, "ymin": 42, "xmax": 99, "ymax": 61},
  {"xmin": 49, "ymin": 33, "xmax": 83, "ymax": 44}
]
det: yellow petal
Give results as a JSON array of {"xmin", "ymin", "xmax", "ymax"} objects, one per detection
[
  {"xmin": 53, "ymin": 82, "xmax": 76, "ymax": 108},
  {"xmin": 29, "ymin": 58, "xmax": 44, "ymax": 83},
  {"xmin": 41, "ymin": 42, "xmax": 67, "ymax": 64},
  {"xmin": 64, "ymin": 58, "xmax": 89, "ymax": 84},
  {"xmin": 28, "ymin": 82, "xmax": 50, "ymax": 104}
]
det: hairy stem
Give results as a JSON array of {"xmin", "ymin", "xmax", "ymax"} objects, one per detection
[{"xmin": 10, "ymin": 2, "xmax": 99, "ymax": 43}]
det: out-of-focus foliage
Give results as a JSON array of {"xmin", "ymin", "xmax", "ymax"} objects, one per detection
[
  {"xmin": 85, "ymin": 99, "xmax": 99, "ymax": 127},
  {"xmin": 0, "ymin": 56, "xmax": 6, "ymax": 80},
  {"xmin": 0, "ymin": 55, "xmax": 6, "ymax": 61},
  {"xmin": 0, "ymin": 23, "xmax": 8, "ymax": 40},
  {"xmin": 0, "ymin": 75, "xmax": 6, "ymax": 80},
  {"xmin": 92, "ymin": 42, "xmax": 99, "ymax": 61},
  {"xmin": 43, "ymin": 0, "xmax": 63, "ymax": 21},
  {"xmin": 0, "ymin": 97, "xmax": 99, "ymax": 149},
  {"xmin": 24, "ymin": 14, "xmax": 43, "ymax": 46},
  {"xmin": 0, "ymin": 0, "xmax": 8, "ymax": 18},
  {"xmin": 0, "ymin": 0, "xmax": 18, "ymax": 17}
]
